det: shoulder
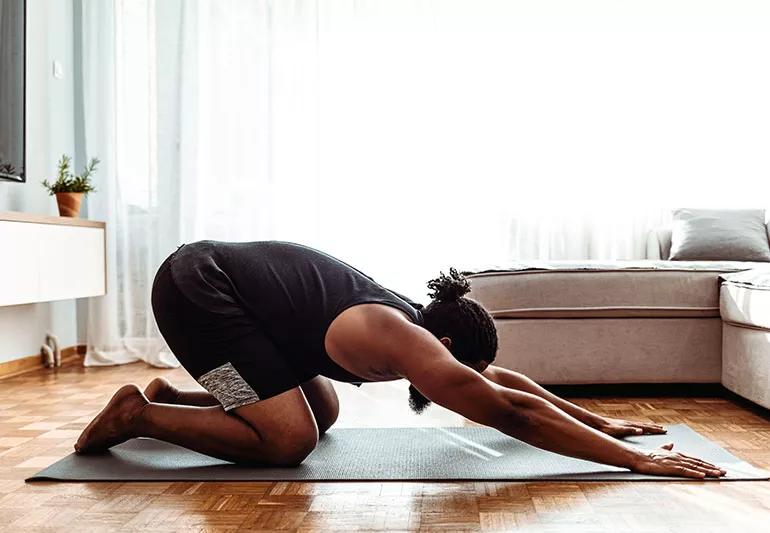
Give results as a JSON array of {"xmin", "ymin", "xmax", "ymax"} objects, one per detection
[
  {"xmin": 327, "ymin": 303, "xmax": 420, "ymax": 347},
  {"xmin": 325, "ymin": 304, "xmax": 445, "ymax": 373}
]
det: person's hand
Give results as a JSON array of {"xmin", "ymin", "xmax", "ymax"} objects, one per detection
[
  {"xmin": 595, "ymin": 416, "xmax": 667, "ymax": 438},
  {"xmin": 631, "ymin": 442, "xmax": 726, "ymax": 478}
]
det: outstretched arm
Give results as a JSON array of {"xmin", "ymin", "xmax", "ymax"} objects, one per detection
[
  {"xmin": 393, "ymin": 325, "xmax": 725, "ymax": 479},
  {"xmin": 482, "ymin": 365, "xmax": 666, "ymax": 438}
]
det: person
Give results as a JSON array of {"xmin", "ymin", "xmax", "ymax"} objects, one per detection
[{"xmin": 75, "ymin": 240, "xmax": 726, "ymax": 478}]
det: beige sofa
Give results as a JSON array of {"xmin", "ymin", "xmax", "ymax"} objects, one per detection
[{"xmin": 466, "ymin": 229, "xmax": 770, "ymax": 409}]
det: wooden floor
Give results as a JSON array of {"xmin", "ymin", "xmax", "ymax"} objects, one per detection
[{"xmin": 1, "ymin": 361, "xmax": 769, "ymax": 532}]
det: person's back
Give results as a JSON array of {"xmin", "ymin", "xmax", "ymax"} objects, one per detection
[{"xmin": 169, "ymin": 240, "xmax": 423, "ymax": 382}]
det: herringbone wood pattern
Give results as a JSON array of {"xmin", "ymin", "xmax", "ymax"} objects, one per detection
[{"xmin": 1, "ymin": 360, "xmax": 769, "ymax": 532}]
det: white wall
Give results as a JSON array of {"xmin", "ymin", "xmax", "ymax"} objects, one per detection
[{"xmin": 0, "ymin": 0, "xmax": 79, "ymax": 363}]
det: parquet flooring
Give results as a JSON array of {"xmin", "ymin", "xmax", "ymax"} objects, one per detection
[{"xmin": 0, "ymin": 360, "xmax": 769, "ymax": 532}]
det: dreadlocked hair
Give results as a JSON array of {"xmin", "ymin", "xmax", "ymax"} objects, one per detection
[{"xmin": 408, "ymin": 267, "xmax": 498, "ymax": 414}]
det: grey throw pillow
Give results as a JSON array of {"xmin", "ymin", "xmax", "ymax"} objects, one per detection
[{"xmin": 668, "ymin": 208, "xmax": 770, "ymax": 261}]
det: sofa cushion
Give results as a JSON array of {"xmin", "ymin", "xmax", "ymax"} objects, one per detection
[
  {"xmin": 466, "ymin": 261, "xmax": 760, "ymax": 319},
  {"xmin": 720, "ymin": 269, "xmax": 770, "ymax": 331},
  {"xmin": 669, "ymin": 208, "xmax": 770, "ymax": 261},
  {"xmin": 648, "ymin": 223, "xmax": 770, "ymax": 260}
]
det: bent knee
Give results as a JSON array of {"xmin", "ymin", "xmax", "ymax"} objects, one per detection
[{"xmin": 263, "ymin": 428, "xmax": 318, "ymax": 466}]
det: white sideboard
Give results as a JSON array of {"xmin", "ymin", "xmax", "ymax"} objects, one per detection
[{"xmin": 0, "ymin": 212, "xmax": 106, "ymax": 306}]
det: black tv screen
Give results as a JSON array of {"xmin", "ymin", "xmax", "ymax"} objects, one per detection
[{"xmin": 0, "ymin": 0, "xmax": 25, "ymax": 182}]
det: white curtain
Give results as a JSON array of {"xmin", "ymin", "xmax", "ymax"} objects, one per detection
[
  {"xmin": 79, "ymin": 0, "xmax": 770, "ymax": 366},
  {"xmin": 80, "ymin": 0, "xmax": 178, "ymax": 366}
]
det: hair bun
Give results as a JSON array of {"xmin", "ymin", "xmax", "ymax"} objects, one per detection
[{"xmin": 427, "ymin": 267, "xmax": 471, "ymax": 303}]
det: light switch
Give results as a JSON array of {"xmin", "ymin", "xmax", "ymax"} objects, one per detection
[{"xmin": 52, "ymin": 60, "xmax": 64, "ymax": 79}]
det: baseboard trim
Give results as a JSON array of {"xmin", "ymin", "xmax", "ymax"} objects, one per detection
[
  {"xmin": 0, "ymin": 344, "xmax": 86, "ymax": 380},
  {"xmin": 545, "ymin": 383, "xmax": 725, "ymax": 397}
]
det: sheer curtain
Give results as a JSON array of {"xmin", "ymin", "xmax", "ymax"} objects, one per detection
[
  {"xmin": 79, "ymin": 0, "xmax": 179, "ymax": 366},
  {"xmin": 79, "ymin": 0, "xmax": 770, "ymax": 366}
]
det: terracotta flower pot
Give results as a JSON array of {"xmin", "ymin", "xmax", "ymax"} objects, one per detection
[{"xmin": 55, "ymin": 192, "xmax": 84, "ymax": 217}]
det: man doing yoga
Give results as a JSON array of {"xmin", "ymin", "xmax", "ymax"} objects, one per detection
[{"xmin": 76, "ymin": 240, "xmax": 726, "ymax": 478}]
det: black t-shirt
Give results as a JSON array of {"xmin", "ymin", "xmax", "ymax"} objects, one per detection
[{"xmin": 170, "ymin": 240, "xmax": 424, "ymax": 383}]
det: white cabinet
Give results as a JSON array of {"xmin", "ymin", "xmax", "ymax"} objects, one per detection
[{"xmin": 0, "ymin": 213, "xmax": 106, "ymax": 306}]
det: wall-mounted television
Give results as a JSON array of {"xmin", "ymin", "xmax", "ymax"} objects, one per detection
[{"xmin": 0, "ymin": 0, "xmax": 25, "ymax": 182}]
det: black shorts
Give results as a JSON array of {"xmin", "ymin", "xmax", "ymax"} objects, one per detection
[{"xmin": 151, "ymin": 247, "xmax": 311, "ymax": 410}]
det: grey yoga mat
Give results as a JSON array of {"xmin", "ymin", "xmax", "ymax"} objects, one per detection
[{"xmin": 27, "ymin": 424, "xmax": 769, "ymax": 482}]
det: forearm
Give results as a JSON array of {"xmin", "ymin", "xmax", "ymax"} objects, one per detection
[
  {"xmin": 494, "ymin": 392, "xmax": 643, "ymax": 470},
  {"xmin": 412, "ymin": 354, "xmax": 719, "ymax": 479},
  {"xmin": 485, "ymin": 366, "xmax": 603, "ymax": 427}
]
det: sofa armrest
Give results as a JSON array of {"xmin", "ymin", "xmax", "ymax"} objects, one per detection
[
  {"xmin": 646, "ymin": 227, "xmax": 672, "ymax": 260},
  {"xmin": 646, "ymin": 231, "xmax": 662, "ymax": 259}
]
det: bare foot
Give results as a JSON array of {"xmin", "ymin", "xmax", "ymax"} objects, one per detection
[
  {"xmin": 143, "ymin": 376, "xmax": 180, "ymax": 404},
  {"xmin": 75, "ymin": 384, "xmax": 148, "ymax": 454}
]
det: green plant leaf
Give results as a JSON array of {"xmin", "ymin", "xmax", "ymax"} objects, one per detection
[{"xmin": 42, "ymin": 154, "xmax": 99, "ymax": 194}]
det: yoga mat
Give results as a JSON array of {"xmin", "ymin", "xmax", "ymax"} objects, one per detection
[{"xmin": 27, "ymin": 424, "xmax": 769, "ymax": 482}]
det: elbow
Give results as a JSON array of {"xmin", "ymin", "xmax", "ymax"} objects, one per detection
[{"xmin": 503, "ymin": 394, "xmax": 551, "ymax": 435}]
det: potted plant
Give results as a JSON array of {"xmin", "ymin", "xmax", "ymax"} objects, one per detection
[{"xmin": 41, "ymin": 155, "xmax": 99, "ymax": 217}]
